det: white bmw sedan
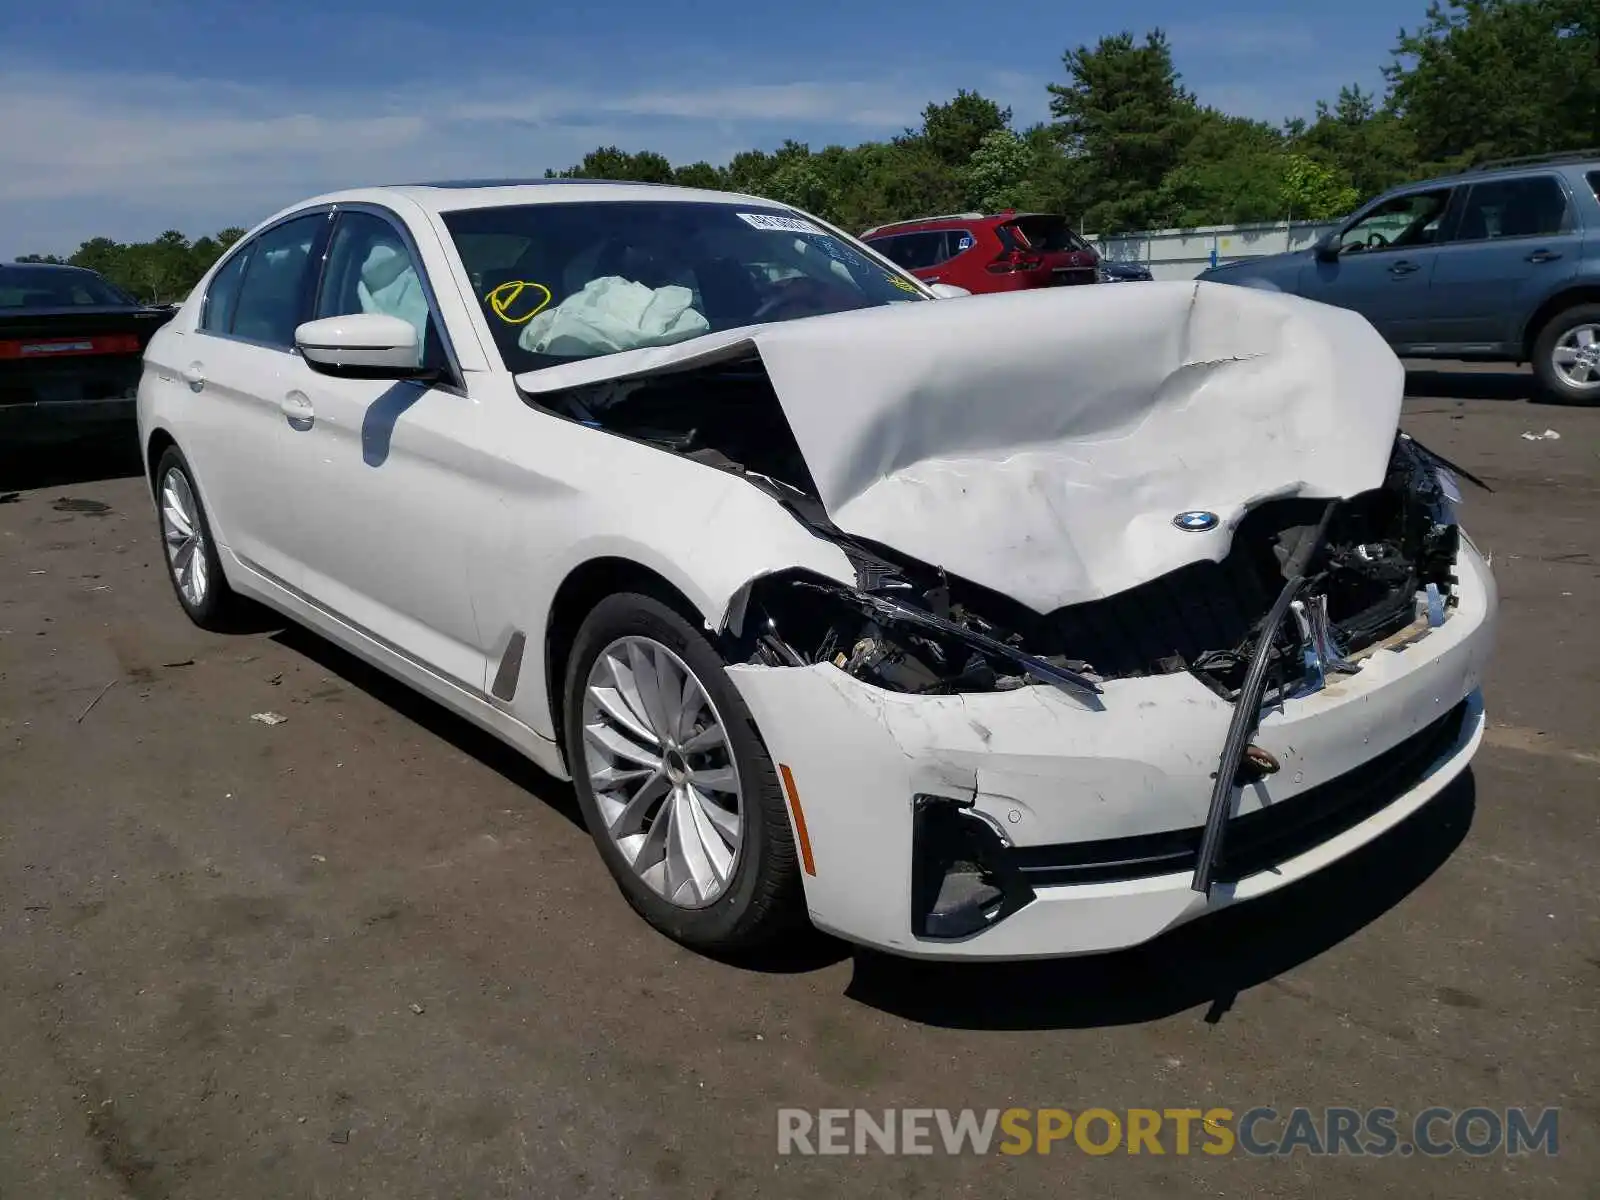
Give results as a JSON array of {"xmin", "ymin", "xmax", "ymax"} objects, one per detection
[{"xmin": 138, "ymin": 180, "xmax": 1497, "ymax": 960}]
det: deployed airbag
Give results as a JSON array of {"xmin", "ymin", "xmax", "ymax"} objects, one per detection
[
  {"xmin": 519, "ymin": 276, "xmax": 710, "ymax": 357},
  {"xmin": 359, "ymin": 243, "xmax": 430, "ymax": 340}
]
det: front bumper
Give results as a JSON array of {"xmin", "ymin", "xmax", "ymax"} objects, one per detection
[{"xmin": 727, "ymin": 540, "xmax": 1497, "ymax": 960}]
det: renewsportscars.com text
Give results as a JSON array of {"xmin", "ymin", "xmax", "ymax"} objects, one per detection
[{"xmin": 776, "ymin": 1106, "xmax": 1560, "ymax": 1157}]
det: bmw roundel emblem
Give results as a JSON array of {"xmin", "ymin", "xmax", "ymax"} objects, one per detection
[{"xmin": 1173, "ymin": 510, "xmax": 1220, "ymax": 532}]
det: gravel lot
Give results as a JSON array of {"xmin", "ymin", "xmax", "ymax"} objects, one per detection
[{"xmin": 1, "ymin": 365, "xmax": 1596, "ymax": 1198}]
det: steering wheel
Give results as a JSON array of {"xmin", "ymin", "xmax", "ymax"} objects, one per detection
[
  {"xmin": 1364, "ymin": 231, "xmax": 1390, "ymax": 249},
  {"xmin": 752, "ymin": 277, "xmax": 826, "ymax": 322}
]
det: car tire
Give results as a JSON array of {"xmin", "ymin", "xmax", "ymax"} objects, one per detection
[
  {"xmin": 562, "ymin": 592, "xmax": 806, "ymax": 955},
  {"xmin": 152, "ymin": 445, "xmax": 240, "ymax": 630},
  {"xmin": 1532, "ymin": 303, "xmax": 1600, "ymax": 406}
]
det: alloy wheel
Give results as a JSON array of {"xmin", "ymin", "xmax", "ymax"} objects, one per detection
[
  {"xmin": 160, "ymin": 467, "xmax": 209, "ymax": 608},
  {"xmin": 581, "ymin": 636, "xmax": 744, "ymax": 908},
  {"xmin": 1552, "ymin": 323, "xmax": 1600, "ymax": 392}
]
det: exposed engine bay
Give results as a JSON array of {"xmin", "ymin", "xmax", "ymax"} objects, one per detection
[{"xmin": 544, "ymin": 358, "xmax": 1465, "ymax": 706}]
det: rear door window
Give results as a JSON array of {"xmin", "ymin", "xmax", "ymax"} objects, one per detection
[
  {"xmin": 201, "ymin": 250, "xmax": 251, "ymax": 333},
  {"xmin": 1451, "ymin": 175, "xmax": 1571, "ymax": 242},
  {"xmin": 228, "ymin": 214, "xmax": 326, "ymax": 348}
]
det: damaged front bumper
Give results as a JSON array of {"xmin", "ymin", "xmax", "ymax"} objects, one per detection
[{"xmin": 725, "ymin": 539, "xmax": 1496, "ymax": 960}]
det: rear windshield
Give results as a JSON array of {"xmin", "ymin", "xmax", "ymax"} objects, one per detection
[
  {"xmin": 0, "ymin": 266, "xmax": 135, "ymax": 309},
  {"xmin": 1001, "ymin": 215, "xmax": 1086, "ymax": 253},
  {"xmin": 441, "ymin": 201, "xmax": 926, "ymax": 372}
]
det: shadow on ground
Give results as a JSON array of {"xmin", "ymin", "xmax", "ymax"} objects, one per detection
[
  {"xmin": 268, "ymin": 618, "xmax": 854, "ymax": 973},
  {"xmin": 0, "ymin": 425, "xmax": 144, "ymax": 491},
  {"xmin": 845, "ymin": 773, "xmax": 1476, "ymax": 1030},
  {"xmin": 1406, "ymin": 367, "xmax": 1537, "ymax": 404},
  {"xmin": 270, "ymin": 621, "xmax": 589, "ymax": 834}
]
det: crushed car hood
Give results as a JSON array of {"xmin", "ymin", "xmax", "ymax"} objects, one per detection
[{"xmin": 517, "ymin": 281, "xmax": 1404, "ymax": 613}]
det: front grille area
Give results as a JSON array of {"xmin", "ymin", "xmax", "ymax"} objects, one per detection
[
  {"xmin": 1052, "ymin": 268, "xmax": 1098, "ymax": 286},
  {"xmin": 1000, "ymin": 699, "xmax": 1470, "ymax": 888}
]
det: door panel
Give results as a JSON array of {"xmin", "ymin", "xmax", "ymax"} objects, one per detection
[
  {"xmin": 282, "ymin": 209, "xmax": 492, "ymax": 690},
  {"xmin": 1300, "ymin": 253, "xmax": 1440, "ymax": 344},
  {"xmin": 1299, "ymin": 187, "xmax": 1453, "ymax": 346},
  {"xmin": 180, "ymin": 213, "xmax": 327, "ymax": 585},
  {"xmin": 1425, "ymin": 174, "xmax": 1582, "ymax": 350}
]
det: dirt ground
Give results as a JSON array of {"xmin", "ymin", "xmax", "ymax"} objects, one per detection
[{"xmin": 1, "ymin": 364, "xmax": 1596, "ymax": 1199}]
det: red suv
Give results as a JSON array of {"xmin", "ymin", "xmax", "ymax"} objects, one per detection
[{"xmin": 860, "ymin": 211, "xmax": 1101, "ymax": 295}]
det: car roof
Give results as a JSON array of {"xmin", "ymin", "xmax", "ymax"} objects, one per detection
[
  {"xmin": 276, "ymin": 179, "xmax": 787, "ymax": 222},
  {"xmin": 862, "ymin": 211, "xmax": 1062, "ymax": 237},
  {"xmin": 0, "ymin": 260, "xmax": 98, "ymax": 273},
  {"xmin": 1389, "ymin": 155, "xmax": 1600, "ymax": 194}
]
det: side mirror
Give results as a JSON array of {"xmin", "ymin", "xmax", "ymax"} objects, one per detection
[
  {"xmin": 1314, "ymin": 234, "xmax": 1341, "ymax": 263},
  {"xmin": 928, "ymin": 283, "xmax": 971, "ymax": 299},
  {"xmin": 295, "ymin": 313, "xmax": 426, "ymax": 378}
]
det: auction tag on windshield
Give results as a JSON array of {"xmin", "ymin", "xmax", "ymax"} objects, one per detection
[{"xmin": 737, "ymin": 212, "xmax": 825, "ymax": 236}]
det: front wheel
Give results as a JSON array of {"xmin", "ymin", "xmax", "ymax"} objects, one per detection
[
  {"xmin": 562, "ymin": 592, "xmax": 806, "ymax": 954},
  {"xmin": 1532, "ymin": 304, "xmax": 1600, "ymax": 405}
]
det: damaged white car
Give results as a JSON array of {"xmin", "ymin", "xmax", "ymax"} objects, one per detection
[{"xmin": 138, "ymin": 181, "xmax": 1497, "ymax": 960}]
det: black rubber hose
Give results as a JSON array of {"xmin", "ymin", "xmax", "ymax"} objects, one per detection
[{"xmin": 1190, "ymin": 498, "xmax": 1339, "ymax": 895}]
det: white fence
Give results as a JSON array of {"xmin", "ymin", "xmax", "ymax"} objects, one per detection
[{"xmin": 1087, "ymin": 219, "xmax": 1343, "ymax": 281}]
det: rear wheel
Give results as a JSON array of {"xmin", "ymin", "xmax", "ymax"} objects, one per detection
[
  {"xmin": 562, "ymin": 592, "xmax": 805, "ymax": 954},
  {"xmin": 153, "ymin": 445, "xmax": 239, "ymax": 630},
  {"xmin": 1532, "ymin": 304, "xmax": 1600, "ymax": 405}
]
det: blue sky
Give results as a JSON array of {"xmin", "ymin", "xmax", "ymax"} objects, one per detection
[{"xmin": 2, "ymin": 0, "xmax": 1433, "ymax": 255}]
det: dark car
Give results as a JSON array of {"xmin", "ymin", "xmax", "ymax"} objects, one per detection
[
  {"xmin": 0, "ymin": 262, "xmax": 177, "ymax": 443},
  {"xmin": 1198, "ymin": 151, "xmax": 1600, "ymax": 404},
  {"xmin": 861, "ymin": 211, "xmax": 1101, "ymax": 295},
  {"xmin": 1098, "ymin": 260, "xmax": 1154, "ymax": 282}
]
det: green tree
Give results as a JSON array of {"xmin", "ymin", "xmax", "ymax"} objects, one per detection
[
  {"xmin": 961, "ymin": 129, "xmax": 1034, "ymax": 211},
  {"xmin": 1047, "ymin": 29, "xmax": 1199, "ymax": 232},
  {"xmin": 1156, "ymin": 110, "xmax": 1288, "ymax": 226},
  {"xmin": 907, "ymin": 89, "xmax": 1013, "ymax": 169},
  {"xmin": 1293, "ymin": 85, "xmax": 1417, "ymax": 202},
  {"xmin": 673, "ymin": 161, "xmax": 725, "ymax": 190},
  {"xmin": 1387, "ymin": 0, "xmax": 1599, "ymax": 165},
  {"xmin": 1280, "ymin": 153, "xmax": 1361, "ymax": 221}
]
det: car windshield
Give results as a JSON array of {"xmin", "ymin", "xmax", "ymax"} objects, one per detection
[
  {"xmin": 442, "ymin": 201, "xmax": 927, "ymax": 372},
  {"xmin": 0, "ymin": 266, "xmax": 135, "ymax": 309}
]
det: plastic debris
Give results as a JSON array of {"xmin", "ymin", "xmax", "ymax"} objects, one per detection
[
  {"xmin": 250, "ymin": 711, "xmax": 287, "ymax": 726},
  {"xmin": 409, "ymin": 1003, "xmax": 425, "ymax": 1015},
  {"xmin": 1520, "ymin": 429, "xmax": 1561, "ymax": 441}
]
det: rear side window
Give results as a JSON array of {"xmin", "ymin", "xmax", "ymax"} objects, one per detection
[
  {"xmin": 1453, "ymin": 175, "xmax": 1571, "ymax": 241},
  {"xmin": 228, "ymin": 214, "xmax": 326, "ymax": 348},
  {"xmin": 201, "ymin": 250, "xmax": 251, "ymax": 333},
  {"xmin": 874, "ymin": 231, "xmax": 951, "ymax": 270}
]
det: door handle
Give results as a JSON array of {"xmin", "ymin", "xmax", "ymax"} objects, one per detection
[
  {"xmin": 1388, "ymin": 261, "xmax": 1421, "ymax": 276},
  {"xmin": 280, "ymin": 391, "xmax": 314, "ymax": 431},
  {"xmin": 180, "ymin": 363, "xmax": 206, "ymax": 393},
  {"xmin": 1526, "ymin": 250, "xmax": 1563, "ymax": 263}
]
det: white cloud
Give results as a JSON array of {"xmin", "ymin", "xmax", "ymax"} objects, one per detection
[{"xmin": 0, "ymin": 66, "xmax": 949, "ymax": 253}]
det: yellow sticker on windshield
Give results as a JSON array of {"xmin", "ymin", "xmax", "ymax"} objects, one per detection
[
  {"xmin": 886, "ymin": 273, "xmax": 920, "ymax": 294},
  {"xmin": 486, "ymin": 280, "xmax": 552, "ymax": 324}
]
